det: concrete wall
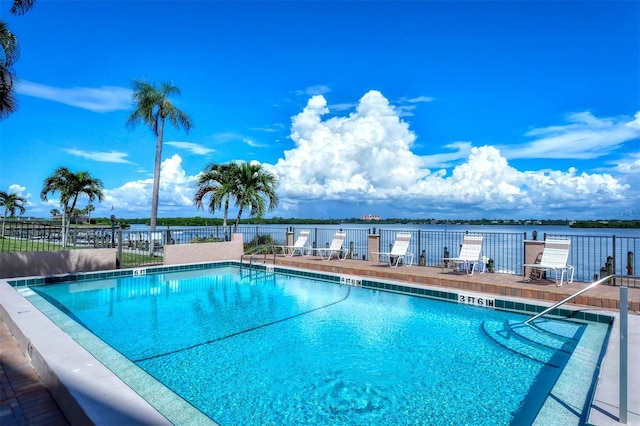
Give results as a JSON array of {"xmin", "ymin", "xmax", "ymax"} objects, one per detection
[
  {"xmin": 163, "ymin": 233, "xmax": 244, "ymax": 265},
  {"xmin": 0, "ymin": 249, "xmax": 117, "ymax": 279},
  {"xmin": 368, "ymin": 234, "xmax": 380, "ymax": 262}
]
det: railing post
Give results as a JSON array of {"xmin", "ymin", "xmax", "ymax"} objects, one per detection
[
  {"xmin": 116, "ymin": 230, "xmax": 123, "ymax": 269},
  {"xmin": 613, "ymin": 235, "xmax": 617, "ymax": 275},
  {"xmin": 620, "ymin": 285, "xmax": 628, "ymax": 424}
]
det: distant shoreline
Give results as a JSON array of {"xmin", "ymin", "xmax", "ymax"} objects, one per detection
[{"xmin": 7, "ymin": 217, "xmax": 639, "ymax": 229}]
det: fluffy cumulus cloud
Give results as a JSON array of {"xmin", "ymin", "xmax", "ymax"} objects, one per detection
[
  {"xmin": 273, "ymin": 90, "xmax": 632, "ymax": 218},
  {"xmin": 103, "ymin": 155, "xmax": 196, "ymax": 215},
  {"xmin": 275, "ymin": 91, "xmax": 427, "ymax": 200}
]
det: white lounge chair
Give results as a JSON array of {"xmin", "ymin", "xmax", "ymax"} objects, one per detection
[
  {"xmin": 522, "ymin": 238, "xmax": 574, "ymax": 286},
  {"xmin": 279, "ymin": 230, "xmax": 311, "ymax": 257},
  {"xmin": 309, "ymin": 231, "xmax": 348, "ymax": 261},
  {"xmin": 442, "ymin": 234, "xmax": 485, "ymax": 276},
  {"xmin": 372, "ymin": 232, "xmax": 414, "ymax": 268}
]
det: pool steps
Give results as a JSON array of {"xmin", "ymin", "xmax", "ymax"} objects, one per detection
[{"xmin": 482, "ymin": 319, "xmax": 583, "ymax": 368}]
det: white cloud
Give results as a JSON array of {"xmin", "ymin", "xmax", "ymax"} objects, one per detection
[
  {"xmin": 420, "ymin": 141, "xmax": 473, "ymax": 168},
  {"xmin": 105, "ymin": 154, "xmax": 196, "ymax": 215},
  {"xmin": 243, "ymin": 138, "xmax": 268, "ymax": 148},
  {"xmin": 272, "ymin": 91, "xmax": 632, "ymax": 218},
  {"xmin": 165, "ymin": 141, "xmax": 215, "ymax": 155},
  {"xmin": 295, "ymin": 85, "xmax": 331, "ymax": 96},
  {"xmin": 5, "ymin": 184, "xmax": 32, "ymax": 209},
  {"xmin": 394, "ymin": 95, "xmax": 435, "ymax": 117},
  {"xmin": 16, "ymin": 80, "xmax": 132, "ymax": 112},
  {"xmin": 503, "ymin": 111, "xmax": 640, "ymax": 159},
  {"xmin": 250, "ymin": 123, "xmax": 285, "ymax": 133},
  {"xmin": 64, "ymin": 148, "xmax": 133, "ymax": 164},
  {"xmin": 615, "ymin": 151, "xmax": 640, "ymax": 174},
  {"xmin": 405, "ymin": 96, "xmax": 435, "ymax": 103},
  {"xmin": 8, "ymin": 184, "xmax": 29, "ymax": 198},
  {"xmin": 275, "ymin": 90, "xmax": 425, "ymax": 201}
]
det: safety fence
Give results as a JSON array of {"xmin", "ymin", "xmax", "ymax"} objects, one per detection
[{"xmin": 1, "ymin": 221, "xmax": 637, "ymax": 285}]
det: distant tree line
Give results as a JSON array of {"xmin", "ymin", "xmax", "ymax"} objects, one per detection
[{"xmin": 569, "ymin": 220, "xmax": 640, "ymax": 229}]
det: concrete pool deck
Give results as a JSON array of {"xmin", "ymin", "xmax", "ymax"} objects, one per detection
[{"xmin": 1, "ymin": 258, "xmax": 638, "ymax": 425}]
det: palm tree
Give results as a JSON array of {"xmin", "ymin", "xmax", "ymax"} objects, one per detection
[
  {"xmin": 193, "ymin": 163, "xmax": 240, "ymax": 230},
  {"xmin": 126, "ymin": 79, "xmax": 193, "ymax": 254},
  {"xmin": 0, "ymin": 190, "xmax": 26, "ymax": 236},
  {"xmin": 0, "ymin": 21, "xmax": 19, "ymax": 120},
  {"xmin": 1, "ymin": 0, "xmax": 36, "ymax": 120},
  {"xmin": 10, "ymin": 0, "xmax": 36, "ymax": 15},
  {"xmin": 84, "ymin": 202, "xmax": 95, "ymax": 224},
  {"xmin": 232, "ymin": 162, "xmax": 278, "ymax": 232},
  {"xmin": 40, "ymin": 167, "xmax": 104, "ymax": 246}
]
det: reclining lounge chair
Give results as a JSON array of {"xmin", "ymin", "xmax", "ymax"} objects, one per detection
[
  {"xmin": 279, "ymin": 230, "xmax": 311, "ymax": 257},
  {"xmin": 522, "ymin": 238, "xmax": 574, "ymax": 286},
  {"xmin": 442, "ymin": 234, "xmax": 485, "ymax": 276},
  {"xmin": 309, "ymin": 231, "xmax": 348, "ymax": 261},
  {"xmin": 372, "ymin": 232, "xmax": 414, "ymax": 268}
]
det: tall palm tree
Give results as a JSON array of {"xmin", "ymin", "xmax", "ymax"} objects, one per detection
[
  {"xmin": 1, "ymin": 0, "xmax": 36, "ymax": 120},
  {"xmin": 126, "ymin": 79, "xmax": 193, "ymax": 254},
  {"xmin": 193, "ymin": 162, "xmax": 240, "ymax": 229},
  {"xmin": 0, "ymin": 190, "xmax": 26, "ymax": 236},
  {"xmin": 40, "ymin": 167, "xmax": 104, "ymax": 246},
  {"xmin": 232, "ymin": 162, "xmax": 278, "ymax": 232}
]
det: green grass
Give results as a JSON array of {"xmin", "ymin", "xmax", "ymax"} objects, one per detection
[
  {"xmin": 0, "ymin": 237, "xmax": 65, "ymax": 253},
  {"xmin": 120, "ymin": 251, "xmax": 163, "ymax": 267},
  {"xmin": 1, "ymin": 237, "xmax": 162, "ymax": 267}
]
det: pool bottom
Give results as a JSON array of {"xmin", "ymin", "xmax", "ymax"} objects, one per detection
[{"xmin": 8, "ymin": 263, "xmax": 613, "ymax": 425}]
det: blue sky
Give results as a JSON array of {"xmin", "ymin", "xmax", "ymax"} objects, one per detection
[{"xmin": 1, "ymin": 0, "xmax": 639, "ymax": 221}]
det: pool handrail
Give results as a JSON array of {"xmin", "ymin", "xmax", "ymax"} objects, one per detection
[
  {"xmin": 241, "ymin": 243, "xmax": 277, "ymax": 268},
  {"xmin": 524, "ymin": 274, "xmax": 621, "ymax": 325}
]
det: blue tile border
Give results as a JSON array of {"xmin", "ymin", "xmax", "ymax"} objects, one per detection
[{"xmin": 7, "ymin": 260, "xmax": 614, "ymax": 326}]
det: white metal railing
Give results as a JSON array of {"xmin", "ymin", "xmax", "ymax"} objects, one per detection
[
  {"xmin": 240, "ymin": 243, "xmax": 277, "ymax": 269},
  {"xmin": 524, "ymin": 274, "xmax": 616, "ymax": 325}
]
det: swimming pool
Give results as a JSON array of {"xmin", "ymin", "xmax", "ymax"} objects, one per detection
[{"xmin": 17, "ymin": 263, "xmax": 611, "ymax": 425}]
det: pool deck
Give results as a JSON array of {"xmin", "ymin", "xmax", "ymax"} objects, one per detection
[
  {"xmin": 1, "ymin": 322, "xmax": 70, "ymax": 426},
  {"xmin": 273, "ymin": 256, "xmax": 640, "ymax": 313},
  {"xmin": 1, "ymin": 257, "xmax": 638, "ymax": 425}
]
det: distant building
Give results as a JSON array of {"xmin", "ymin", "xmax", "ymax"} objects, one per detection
[{"xmin": 361, "ymin": 214, "xmax": 381, "ymax": 221}]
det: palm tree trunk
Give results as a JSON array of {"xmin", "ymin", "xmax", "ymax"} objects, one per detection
[
  {"xmin": 223, "ymin": 198, "xmax": 229, "ymax": 228},
  {"xmin": 149, "ymin": 118, "xmax": 165, "ymax": 256},
  {"xmin": 234, "ymin": 207, "xmax": 243, "ymax": 233},
  {"xmin": 61, "ymin": 209, "xmax": 68, "ymax": 246}
]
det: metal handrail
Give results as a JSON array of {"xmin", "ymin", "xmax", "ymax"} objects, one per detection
[
  {"xmin": 524, "ymin": 274, "xmax": 620, "ymax": 325},
  {"xmin": 240, "ymin": 243, "xmax": 277, "ymax": 268}
]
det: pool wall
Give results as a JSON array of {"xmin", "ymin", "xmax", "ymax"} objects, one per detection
[{"xmin": 0, "ymin": 281, "xmax": 172, "ymax": 425}]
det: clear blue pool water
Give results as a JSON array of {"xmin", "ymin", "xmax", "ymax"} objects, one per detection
[{"xmin": 30, "ymin": 266, "xmax": 607, "ymax": 425}]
